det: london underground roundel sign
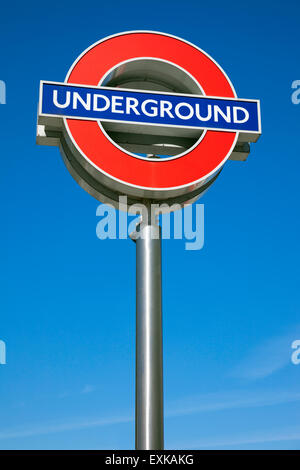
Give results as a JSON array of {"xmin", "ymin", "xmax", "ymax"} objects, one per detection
[{"xmin": 37, "ymin": 31, "xmax": 261, "ymax": 207}]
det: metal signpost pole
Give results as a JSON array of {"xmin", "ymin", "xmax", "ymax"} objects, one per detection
[
  {"xmin": 37, "ymin": 31, "xmax": 261, "ymax": 450},
  {"xmin": 134, "ymin": 208, "xmax": 164, "ymax": 450}
]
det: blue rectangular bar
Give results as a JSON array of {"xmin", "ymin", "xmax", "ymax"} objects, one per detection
[{"xmin": 40, "ymin": 81, "xmax": 260, "ymax": 134}]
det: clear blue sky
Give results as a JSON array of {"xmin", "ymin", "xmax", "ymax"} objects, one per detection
[{"xmin": 0, "ymin": 0, "xmax": 300, "ymax": 450}]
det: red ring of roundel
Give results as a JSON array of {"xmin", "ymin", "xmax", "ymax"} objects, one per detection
[{"xmin": 65, "ymin": 32, "xmax": 237, "ymax": 190}]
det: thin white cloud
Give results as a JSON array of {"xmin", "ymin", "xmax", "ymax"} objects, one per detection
[
  {"xmin": 176, "ymin": 425, "xmax": 300, "ymax": 449},
  {"xmin": 229, "ymin": 324, "xmax": 300, "ymax": 380},
  {"xmin": 165, "ymin": 389, "xmax": 300, "ymax": 417},
  {"xmin": 2, "ymin": 388, "xmax": 300, "ymax": 441},
  {"xmin": 0, "ymin": 415, "xmax": 133, "ymax": 441},
  {"xmin": 58, "ymin": 392, "xmax": 70, "ymax": 399},
  {"xmin": 81, "ymin": 384, "xmax": 96, "ymax": 394}
]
